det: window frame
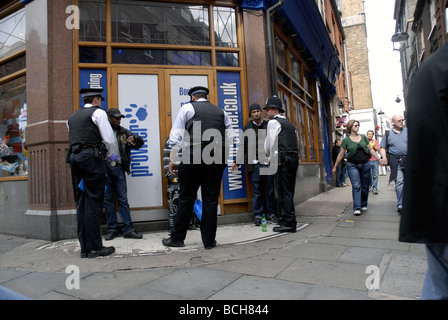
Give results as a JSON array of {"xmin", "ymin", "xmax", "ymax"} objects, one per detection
[{"xmin": 273, "ymin": 26, "xmax": 319, "ymax": 163}]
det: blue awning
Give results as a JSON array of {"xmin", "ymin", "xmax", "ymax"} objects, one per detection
[
  {"xmin": 238, "ymin": 0, "xmax": 277, "ymax": 10},
  {"xmin": 276, "ymin": 0, "xmax": 341, "ymax": 92}
]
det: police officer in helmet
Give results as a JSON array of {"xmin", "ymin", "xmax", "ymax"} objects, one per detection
[{"xmin": 67, "ymin": 88, "xmax": 117, "ymax": 258}]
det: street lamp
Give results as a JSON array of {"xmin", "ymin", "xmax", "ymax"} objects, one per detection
[{"xmin": 391, "ymin": 32, "xmax": 409, "ymax": 51}]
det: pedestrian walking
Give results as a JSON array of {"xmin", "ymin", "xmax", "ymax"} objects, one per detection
[
  {"xmin": 67, "ymin": 88, "xmax": 116, "ymax": 258},
  {"xmin": 332, "ymin": 120, "xmax": 380, "ymax": 215},
  {"xmin": 367, "ymin": 130, "xmax": 380, "ymax": 194},
  {"xmin": 332, "ymin": 139, "xmax": 345, "ymax": 187},
  {"xmin": 162, "ymin": 86, "xmax": 232, "ymax": 249},
  {"xmin": 232, "ymin": 103, "xmax": 278, "ymax": 226},
  {"xmin": 399, "ymin": 42, "xmax": 448, "ymax": 300},
  {"xmin": 379, "ymin": 114, "xmax": 407, "ymax": 214},
  {"xmin": 264, "ymin": 96, "xmax": 299, "ymax": 233},
  {"xmin": 103, "ymin": 108, "xmax": 144, "ymax": 241}
]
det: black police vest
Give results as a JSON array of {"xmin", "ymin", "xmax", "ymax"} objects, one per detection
[
  {"xmin": 68, "ymin": 106, "xmax": 103, "ymax": 148},
  {"xmin": 185, "ymin": 101, "xmax": 226, "ymax": 163},
  {"xmin": 275, "ymin": 117, "xmax": 299, "ymax": 153}
]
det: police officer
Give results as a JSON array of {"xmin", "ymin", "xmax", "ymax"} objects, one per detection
[
  {"xmin": 264, "ymin": 96, "xmax": 299, "ymax": 233},
  {"xmin": 162, "ymin": 86, "xmax": 232, "ymax": 249},
  {"xmin": 67, "ymin": 88, "xmax": 116, "ymax": 258}
]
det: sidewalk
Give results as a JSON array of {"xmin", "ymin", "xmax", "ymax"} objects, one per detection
[{"xmin": 0, "ymin": 175, "xmax": 427, "ymax": 300}]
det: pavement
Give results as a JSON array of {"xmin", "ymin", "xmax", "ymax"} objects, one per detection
[{"xmin": 0, "ymin": 175, "xmax": 427, "ymax": 302}]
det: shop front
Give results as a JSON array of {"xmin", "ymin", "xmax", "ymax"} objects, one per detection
[{"xmin": 1, "ymin": 0, "xmax": 341, "ymax": 240}]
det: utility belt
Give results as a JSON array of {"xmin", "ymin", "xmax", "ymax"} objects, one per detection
[{"xmin": 66, "ymin": 143, "xmax": 106, "ymax": 163}]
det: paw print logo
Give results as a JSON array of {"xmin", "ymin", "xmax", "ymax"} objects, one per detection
[{"xmin": 124, "ymin": 104, "xmax": 148, "ymax": 123}]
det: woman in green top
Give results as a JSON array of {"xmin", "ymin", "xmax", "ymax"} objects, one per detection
[{"xmin": 332, "ymin": 120, "xmax": 380, "ymax": 215}]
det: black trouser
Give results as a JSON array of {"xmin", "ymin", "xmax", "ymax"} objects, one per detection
[
  {"xmin": 276, "ymin": 153, "xmax": 299, "ymax": 228},
  {"xmin": 171, "ymin": 163, "xmax": 226, "ymax": 246},
  {"xmin": 70, "ymin": 148, "xmax": 106, "ymax": 253}
]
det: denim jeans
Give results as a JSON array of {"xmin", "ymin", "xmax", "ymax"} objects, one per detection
[
  {"xmin": 369, "ymin": 160, "xmax": 379, "ymax": 191},
  {"xmin": 104, "ymin": 165, "xmax": 135, "ymax": 234},
  {"xmin": 250, "ymin": 164, "xmax": 277, "ymax": 218},
  {"xmin": 346, "ymin": 161, "xmax": 371, "ymax": 210},
  {"xmin": 335, "ymin": 163, "xmax": 344, "ymax": 187},
  {"xmin": 395, "ymin": 164, "xmax": 404, "ymax": 207},
  {"xmin": 422, "ymin": 243, "xmax": 448, "ymax": 300}
]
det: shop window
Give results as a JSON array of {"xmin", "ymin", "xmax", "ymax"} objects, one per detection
[
  {"xmin": 111, "ymin": 1, "xmax": 210, "ymax": 46},
  {"xmin": 290, "ymin": 53, "xmax": 301, "ymax": 84},
  {"xmin": 297, "ymin": 103, "xmax": 307, "ymax": 160},
  {"xmin": 214, "ymin": 7, "xmax": 237, "ymax": 48},
  {"xmin": 112, "ymin": 48, "xmax": 211, "ymax": 66},
  {"xmin": 274, "ymin": 36, "xmax": 286, "ymax": 70},
  {"xmin": 274, "ymin": 29, "xmax": 318, "ymax": 162},
  {"xmin": 79, "ymin": 47, "xmax": 106, "ymax": 63},
  {"xmin": 0, "ymin": 54, "xmax": 25, "ymax": 78},
  {"xmin": 78, "ymin": 0, "xmax": 106, "ymax": 42},
  {"xmin": 216, "ymin": 52, "xmax": 239, "ymax": 67},
  {"xmin": 307, "ymin": 110, "xmax": 317, "ymax": 161},
  {"xmin": 0, "ymin": 75, "xmax": 27, "ymax": 177},
  {"xmin": 0, "ymin": 8, "xmax": 26, "ymax": 59}
]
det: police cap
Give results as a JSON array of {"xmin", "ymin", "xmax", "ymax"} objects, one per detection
[
  {"xmin": 80, "ymin": 88, "xmax": 105, "ymax": 101},
  {"xmin": 188, "ymin": 86, "xmax": 209, "ymax": 97}
]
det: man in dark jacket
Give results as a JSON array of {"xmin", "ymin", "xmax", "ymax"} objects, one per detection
[
  {"xmin": 104, "ymin": 108, "xmax": 144, "ymax": 240},
  {"xmin": 232, "ymin": 103, "xmax": 277, "ymax": 226},
  {"xmin": 399, "ymin": 42, "xmax": 448, "ymax": 299}
]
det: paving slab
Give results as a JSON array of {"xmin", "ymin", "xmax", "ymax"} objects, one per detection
[
  {"xmin": 338, "ymin": 246, "xmax": 390, "ymax": 265},
  {"xmin": 141, "ymin": 266, "xmax": 242, "ymax": 300},
  {"xmin": 276, "ymin": 258, "xmax": 369, "ymax": 291}
]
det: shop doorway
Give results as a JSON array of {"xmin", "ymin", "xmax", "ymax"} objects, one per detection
[{"xmin": 110, "ymin": 67, "xmax": 213, "ymax": 222}]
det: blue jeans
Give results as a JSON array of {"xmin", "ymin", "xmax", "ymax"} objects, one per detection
[
  {"xmin": 104, "ymin": 165, "xmax": 135, "ymax": 234},
  {"xmin": 346, "ymin": 162, "xmax": 371, "ymax": 210},
  {"xmin": 422, "ymin": 243, "xmax": 448, "ymax": 300},
  {"xmin": 250, "ymin": 164, "xmax": 277, "ymax": 218},
  {"xmin": 369, "ymin": 160, "xmax": 379, "ymax": 191},
  {"xmin": 395, "ymin": 164, "xmax": 404, "ymax": 207}
]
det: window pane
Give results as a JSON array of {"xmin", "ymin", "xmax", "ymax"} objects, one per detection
[
  {"xmin": 0, "ymin": 54, "xmax": 26, "ymax": 78},
  {"xmin": 79, "ymin": 47, "xmax": 106, "ymax": 63},
  {"xmin": 276, "ymin": 69, "xmax": 289, "ymax": 87},
  {"xmin": 297, "ymin": 104, "xmax": 307, "ymax": 160},
  {"xmin": 274, "ymin": 35, "xmax": 286, "ymax": 70},
  {"xmin": 0, "ymin": 75, "xmax": 27, "ymax": 176},
  {"xmin": 307, "ymin": 111, "xmax": 317, "ymax": 161},
  {"xmin": 111, "ymin": 1, "xmax": 210, "ymax": 46},
  {"xmin": 290, "ymin": 53, "xmax": 301, "ymax": 83},
  {"xmin": 216, "ymin": 52, "xmax": 238, "ymax": 67},
  {"xmin": 78, "ymin": 0, "xmax": 106, "ymax": 42},
  {"xmin": 304, "ymin": 70, "xmax": 312, "ymax": 94},
  {"xmin": 0, "ymin": 8, "xmax": 26, "ymax": 59},
  {"xmin": 112, "ymin": 48, "xmax": 211, "ymax": 66},
  {"xmin": 214, "ymin": 7, "xmax": 237, "ymax": 47},
  {"xmin": 292, "ymin": 83, "xmax": 304, "ymax": 98}
]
